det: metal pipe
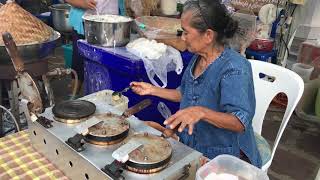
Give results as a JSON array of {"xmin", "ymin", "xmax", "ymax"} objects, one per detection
[
  {"xmin": 42, "ymin": 75, "xmax": 55, "ymax": 106},
  {"xmin": 46, "ymin": 68, "xmax": 65, "ymax": 77},
  {"xmin": 69, "ymin": 69, "xmax": 78, "ymax": 99},
  {"xmin": 45, "ymin": 68, "xmax": 79, "ymax": 99}
]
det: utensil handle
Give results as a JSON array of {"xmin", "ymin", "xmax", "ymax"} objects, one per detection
[
  {"xmin": 160, "ymin": 124, "xmax": 180, "ymax": 141},
  {"xmin": 2, "ymin": 32, "xmax": 25, "ymax": 72},
  {"xmin": 122, "ymin": 99, "xmax": 152, "ymax": 118}
]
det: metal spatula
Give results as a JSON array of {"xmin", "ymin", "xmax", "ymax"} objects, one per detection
[
  {"xmin": 157, "ymin": 102, "xmax": 180, "ymax": 140},
  {"xmin": 157, "ymin": 102, "xmax": 172, "ymax": 119},
  {"xmin": 112, "ymin": 140, "xmax": 143, "ymax": 163},
  {"xmin": 74, "ymin": 117, "xmax": 103, "ymax": 135},
  {"xmin": 111, "ymin": 85, "xmax": 132, "ymax": 101}
]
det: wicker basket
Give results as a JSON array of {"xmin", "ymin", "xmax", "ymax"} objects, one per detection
[{"xmin": 0, "ymin": 2, "xmax": 53, "ymax": 45}]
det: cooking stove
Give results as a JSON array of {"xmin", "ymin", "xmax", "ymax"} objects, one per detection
[{"xmin": 26, "ymin": 92, "xmax": 202, "ymax": 180}]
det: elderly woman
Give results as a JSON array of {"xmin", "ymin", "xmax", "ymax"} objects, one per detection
[{"xmin": 131, "ymin": 0, "xmax": 262, "ymax": 167}]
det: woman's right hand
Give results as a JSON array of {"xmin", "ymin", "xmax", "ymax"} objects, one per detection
[
  {"xmin": 130, "ymin": 82, "xmax": 156, "ymax": 96},
  {"xmin": 83, "ymin": 0, "xmax": 96, "ymax": 10}
]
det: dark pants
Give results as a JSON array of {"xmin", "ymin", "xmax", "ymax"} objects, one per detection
[{"xmin": 71, "ymin": 30, "xmax": 85, "ymax": 82}]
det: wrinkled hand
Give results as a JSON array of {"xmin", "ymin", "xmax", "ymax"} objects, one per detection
[
  {"xmin": 164, "ymin": 106, "xmax": 205, "ymax": 135},
  {"xmin": 84, "ymin": 0, "xmax": 96, "ymax": 10},
  {"xmin": 130, "ymin": 82, "xmax": 156, "ymax": 96}
]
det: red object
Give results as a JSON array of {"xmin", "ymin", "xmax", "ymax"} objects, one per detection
[
  {"xmin": 298, "ymin": 41, "xmax": 320, "ymax": 79},
  {"xmin": 298, "ymin": 41, "xmax": 320, "ymax": 64},
  {"xmin": 272, "ymin": 93, "xmax": 288, "ymax": 109},
  {"xmin": 248, "ymin": 38, "xmax": 274, "ymax": 52}
]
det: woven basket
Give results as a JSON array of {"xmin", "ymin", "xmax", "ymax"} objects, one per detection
[{"xmin": 0, "ymin": 2, "xmax": 53, "ymax": 45}]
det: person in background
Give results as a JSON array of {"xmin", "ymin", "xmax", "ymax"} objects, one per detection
[
  {"xmin": 64, "ymin": 0, "xmax": 118, "ymax": 95},
  {"xmin": 131, "ymin": 0, "xmax": 262, "ymax": 168}
]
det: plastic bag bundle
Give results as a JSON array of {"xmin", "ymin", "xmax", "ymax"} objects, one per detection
[{"xmin": 127, "ymin": 38, "xmax": 183, "ymax": 88}]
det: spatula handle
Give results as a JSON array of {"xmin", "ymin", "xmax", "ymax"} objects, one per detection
[
  {"xmin": 2, "ymin": 32, "xmax": 25, "ymax": 72},
  {"xmin": 122, "ymin": 99, "xmax": 152, "ymax": 118}
]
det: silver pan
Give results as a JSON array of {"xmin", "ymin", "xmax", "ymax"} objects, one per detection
[{"xmin": 0, "ymin": 31, "xmax": 60, "ymax": 64}]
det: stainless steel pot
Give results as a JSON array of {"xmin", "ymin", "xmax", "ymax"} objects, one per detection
[
  {"xmin": 83, "ymin": 15, "xmax": 133, "ymax": 47},
  {"xmin": 50, "ymin": 4, "xmax": 72, "ymax": 32}
]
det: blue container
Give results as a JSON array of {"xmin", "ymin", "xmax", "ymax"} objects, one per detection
[
  {"xmin": 245, "ymin": 49, "xmax": 277, "ymax": 64},
  {"xmin": 77, "ymin": 40, "xmax": 193, "ymax": 124},
  {"xmin": 62, "ymin": 44, "xmax": 73, "ymax": 68},
  {"xmin": 246, "ymin": 49, "xmax": 278, "ymax": 78}
]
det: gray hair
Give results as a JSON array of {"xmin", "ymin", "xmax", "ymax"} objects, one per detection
[
  {"xmin": 183, "ymin": 1, "xmax": 208, "ymax": 33},
  {"xmin": 183, "ymin": 0, "xmax": 238, "ymax": 43}
]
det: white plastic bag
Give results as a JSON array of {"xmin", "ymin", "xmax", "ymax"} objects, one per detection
[{"xmin": 127, "ymin": 38, "xmax": 183, "ymax": 88}]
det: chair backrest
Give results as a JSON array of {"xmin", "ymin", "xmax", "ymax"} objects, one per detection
[{"xmin": 249, "ymin": 60, "xmax": 304, "ymax": 160}]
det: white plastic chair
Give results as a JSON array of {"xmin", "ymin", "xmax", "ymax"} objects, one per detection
[{"xmin": 249, "ymin": 60, "xmax": 304, "ymax": 171}]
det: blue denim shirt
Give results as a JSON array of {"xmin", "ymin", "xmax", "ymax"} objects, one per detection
[{"xmin": 178, "ymin": 48, "xmax": 262, "ymax": 168}]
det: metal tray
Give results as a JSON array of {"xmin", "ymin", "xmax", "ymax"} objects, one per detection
[{"xmin": 0, "ymin": 31, "xmax": 60, "ymax": 64}]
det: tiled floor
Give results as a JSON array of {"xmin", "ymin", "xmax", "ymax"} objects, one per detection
[{"xmin": 264, "ymin": 111, "xmax": 320, "ymax": 180}]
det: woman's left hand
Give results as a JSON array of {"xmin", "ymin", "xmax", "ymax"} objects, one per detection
[{"xmin": 164, "ymin": 106, "xmax": 205, "ymax": 135}]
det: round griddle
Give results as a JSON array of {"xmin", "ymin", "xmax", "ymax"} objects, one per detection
[
  {"xmin": 125, "ymin": 133, "xmax": 172, "ymax": 174},
  {"xmin": 85, "ymin": 113, "xmax": 130, "ymax": 146},
  {"xmin": 52, "ymin": 100, "xmax": 96, "ymax": 123},
  {"xmin": 85, "ymin": 99, "xmax": 152, "ymax": 146}
]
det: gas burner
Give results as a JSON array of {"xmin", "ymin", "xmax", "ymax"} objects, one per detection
[
  {"xmin": 26, "ymin": 92, "xmax": 202, "ymax": 180},
  {"xmin": 84, "ymin": 113, "xmax": 130, "ymax": 146},
  {"xmin": 101, "ymin": 133, "xmax": 173, "ymax": 178},
  {"xmin": 52, "ymin": 100, "xmax": 96, "ymax": 124},
  {"xmin": 53, "ymin": 116, "xmax": 91, "ymax": 124},
  {"xmin": 65, "ymin": 100, "xmax": 152, "ymax": 151},
  {"xmin": 124, "ymin": 133, "xmax": 172, "ymax": 174}
]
